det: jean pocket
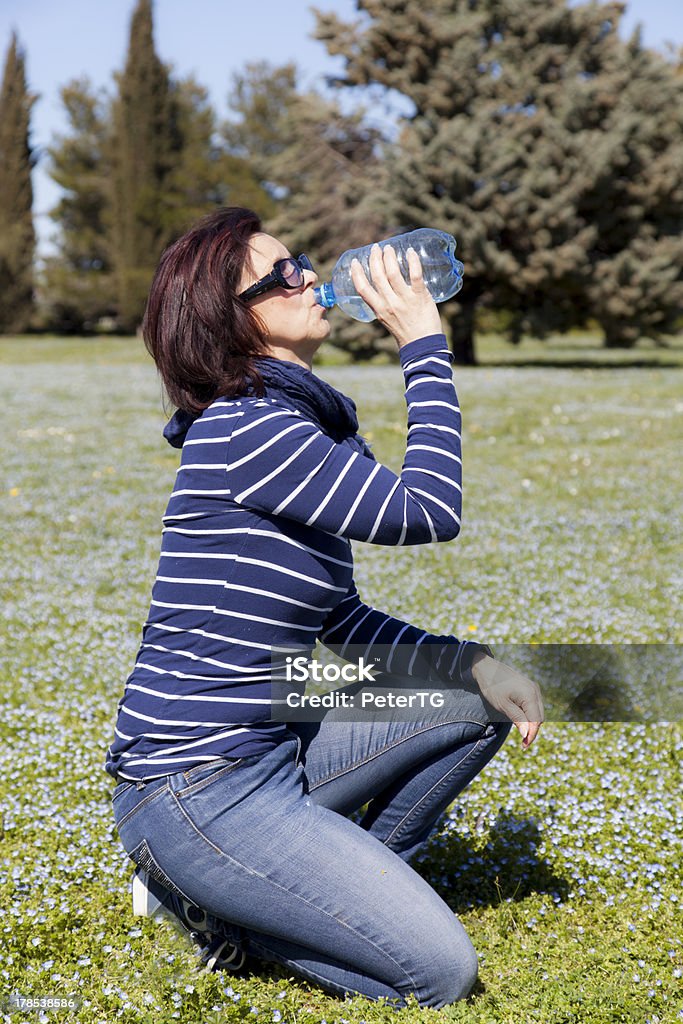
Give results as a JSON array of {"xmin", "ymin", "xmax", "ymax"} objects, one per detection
[
  {"xmin": 173, "ymin": 757, "xmax": 249, "ymax": 799},
  {"xmin": 114, "ymin": 780, "xmax": 170, "ymax": 833},
  {"xmin": 111, "ymin": 781, "xmax": 135, "ymax": 803},
  {"xmin": 180, "ymin": 759, "xmax": 228, "ymax": 784}
]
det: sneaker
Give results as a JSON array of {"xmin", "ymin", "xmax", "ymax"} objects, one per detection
[
  {"xmin": 199, "ymin": 934, "xmax": 247, "ymax": 972},
  {"xmin": 132, "ymin": 868, "xmax": 246, "ymax": 971}
]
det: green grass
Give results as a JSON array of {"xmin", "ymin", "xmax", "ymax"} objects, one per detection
[{"xmin": 1, "ymin": 334, "xmax": 681, "ymax": 1024}]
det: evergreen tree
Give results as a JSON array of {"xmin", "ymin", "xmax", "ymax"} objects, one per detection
[
  {"xmin": 43, "ymin": 77, "xmax": 114, "ymax": 331},
  {"xmin": 166, "ymin": 75, "xmax": 274, "ymax": 229},
  {"xmin": 315, "ymin": 0, "xmax": 682, "ymax": 361},
  {"xmin": 44, "ymin": 34, "xmax": 273, "ymax": 331},
  {"xmin": 224, "ymin": 62, "xmax": 299, "ymax": 186},
  {"xmin": 578, "ymin": 37, "xmax": 683, "ymax": 347},
  {"xmin": 224, "ymin": 62, "xmax": 390, "ymax": 356},
  {"xmin": 0, "ymin": 32, "xmax": 36, "ymax": 334},
  {"xmin": 108, "ymin": 0, "xmax": 179, "ymax": 332}
]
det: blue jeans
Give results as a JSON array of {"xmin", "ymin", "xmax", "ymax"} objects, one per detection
[{"xmin": 111, "ymin": 680, "xmax": 511, "ymax": 1009}]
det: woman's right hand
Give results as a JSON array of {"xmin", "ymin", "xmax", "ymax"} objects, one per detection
[
  {"xmin": 350, "ymin": 243, "xmax": 444, "ymax": 349},
  {"xmin": 470, "ymin": 654, "xmax": 545, "ymax": 750}
]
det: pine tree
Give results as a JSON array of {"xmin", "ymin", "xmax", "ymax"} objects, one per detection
[
  {"xmin": 108, "ymin": 0, "xmax": 179, "ymax": 332},
  {"xmin": 165, "ymin": 75, "xmax": 274, "ymax": 231},
  {"xmin": 224, "ymin": 62, "xmax": 390, "ymax": 356},
  {"xmin": 0, "ymin": 32, "xmax": 36, "ymax": 334},
  {"xmin": 315, "ymin": 0, "xmax": 682, "ymax": 361},
  {"xmin": 224, "ymin": 62, "xmax": 299, "ymax": 183},
  {"xmin": 43, "ymin": 77, "xmax": 114, "ymax": 331},
  {"xmin": 579, "ymin": 36, "xmax": 683, "ymax": 347}
]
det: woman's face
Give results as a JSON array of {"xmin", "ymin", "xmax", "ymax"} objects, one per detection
[{"xmin": 239, "ymin": 232, "xmax": 330, "ymax": 366}]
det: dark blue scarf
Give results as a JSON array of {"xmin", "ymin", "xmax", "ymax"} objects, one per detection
[{"xmin": 163, "ymin": 357, "xmax": 374, "ymax": 459}]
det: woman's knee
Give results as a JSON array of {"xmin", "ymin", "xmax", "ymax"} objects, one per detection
[
  {"xmin": 424, "ymin": 932, "xmax": 478, "ymax": 1007},
  {"xmin": 396, "ymin": 915, "xmax": 479, "ymax": 1008}
]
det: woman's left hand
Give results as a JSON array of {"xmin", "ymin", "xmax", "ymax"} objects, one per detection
[
  {"xmin": 350, "ymin": 244, "xmax": 443, "ymax": 349},
  {"xmin": 470, "ymin": 654, "xmax": 545, "ymax": 749}
]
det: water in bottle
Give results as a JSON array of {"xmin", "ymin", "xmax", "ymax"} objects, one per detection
[{"xmin": 314, "ymin": 228, "xmax": 464, "ymax": 322}]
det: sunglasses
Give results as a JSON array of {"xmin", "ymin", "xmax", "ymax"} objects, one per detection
[{"xmin": 239, "ymin": 254, "xmax": 314, "ymax": 302}]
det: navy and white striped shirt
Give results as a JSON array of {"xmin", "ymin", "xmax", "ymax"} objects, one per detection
[{"xmin": 105, "ymin": 334, "xmax": 484, "ymax": 781}]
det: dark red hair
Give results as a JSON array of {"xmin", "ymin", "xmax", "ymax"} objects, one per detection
[{"xmin": 142, "ymin": 206, "xmax": 268, "ymax": 413}]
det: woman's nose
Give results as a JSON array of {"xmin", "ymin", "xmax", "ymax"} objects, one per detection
[{"xmin": 303, "ymin": 268, "xmax": 318, "ymax": 287}]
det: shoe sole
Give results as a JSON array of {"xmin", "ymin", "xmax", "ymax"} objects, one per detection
[
  {"xmin": 132, "ymin": 867, "xmax": 241, "ymax": 966},
  {"xmin": 132, "ymin": 869, "xmax": 164, "ymax": 917},
  {"xmin": 132, "ymin": 868, "xmax": 210, "ymax": 932}
]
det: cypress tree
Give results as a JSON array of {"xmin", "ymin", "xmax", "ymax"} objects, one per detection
[
  {"xmin": 44, "ymin": 77, "xmax": 114, "ymax": 331},
  {"xmin": 45, "ymin": 21, "xmax": 272, "ymax": 331},
  {"xmin": 109, "ymin": 0, "xmax": 178, "ymax": 332},
  {"xmin": 0, "ymin": 32, "xmax": 36, "ymax": 334}
]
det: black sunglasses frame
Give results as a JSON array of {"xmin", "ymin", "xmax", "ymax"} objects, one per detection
[{"xmin": 239, "ymin": 254, "xmax": 314, "ymax": 302}]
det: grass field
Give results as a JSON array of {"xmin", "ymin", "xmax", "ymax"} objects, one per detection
[{"xmin": 1, "ymin": 334, "xmax": 681, "ymax": 1024}]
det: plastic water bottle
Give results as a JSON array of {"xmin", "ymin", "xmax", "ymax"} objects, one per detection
[{"xmin": 314, "ymin": 228, "xmax": 464, "ymax": 322}]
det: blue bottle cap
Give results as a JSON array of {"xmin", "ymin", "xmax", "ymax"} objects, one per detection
[{"xmin": 314, "ymin": 283, "xmax": 336, "ymax": 308}]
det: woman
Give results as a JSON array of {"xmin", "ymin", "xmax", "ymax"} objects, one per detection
[{"xmin": 105, "ymin": 206, "xmax": 543, "ymax": 1009}]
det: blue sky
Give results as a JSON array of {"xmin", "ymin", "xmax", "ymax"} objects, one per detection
[{"xmin": 1, "ymin": 0, "xmax": 680, "ymax": 255}]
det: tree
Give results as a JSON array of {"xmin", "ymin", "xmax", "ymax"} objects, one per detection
[
  {"xmin": 223, "ymin": 62, "xmax": 299, "ymax": 189},
  {"xmin": 166, "ymin": 75, "xmax": 274, "ymax": 228},
  {"xmin": 315, "ymin": 0, "xmax": 683, "ymax": 361},
  {"xmin": 108, "ymin": 0, "xmax": 180, "ymax": 332},
  {"xmin": 43, "ymin": 77, "xmax": 114, "ymax": 331},
  {"xmin": 0, "ymin": 32, "xmax": 36, "ymax": 334},
  {"xmin": 44, "ymin": 15, "xmax": 274, "ymax": 333},
  {"xmin": 578, "ymin": 36, "xmax": 683, "ymax": 347},
  {"xmin": 224, "ymin": 62, "xmax": 391, "ymax": 356}
]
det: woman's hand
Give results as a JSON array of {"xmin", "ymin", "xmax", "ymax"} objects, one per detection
[
  {"xmin": 350, "ymin": 243, "xmax": 443, "ymax": 349},
  {"xmin": 471, "ymin": 654, "xmax": 545, "ymax": 750}
]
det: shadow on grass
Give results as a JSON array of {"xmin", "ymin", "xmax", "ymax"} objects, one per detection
[{"xmin": 413, "ymin": 810, "xmax": 570, "ymax": 915}]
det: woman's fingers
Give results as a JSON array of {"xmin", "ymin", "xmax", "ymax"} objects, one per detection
[
  {"xmin": 350, "ymin": 242, "xmax": 443, "ymax": 347},
  {"xmin": 512, "ymin": 688, "xmax": 544, "ymax": 749},
  {"xmin": 350, "ymin": 255, "xmax": 379, "ymax": 305},
  {"xmin": 505, "ymin": 705, "xmax": 543, "ymax": 749},
  {"xmin": 368, "ymin": 243, "xmax": 394, "ymax": 299},
  {"xmin": 353, "ymin": 243, "xmax": 423, "ymax": 302},
  {"xmin": 380, "ymin": 245, "xmax": 408, "ymax": 294},
  {"xmin": 522, "ymin": 720, "xmax": 543, "ymax": 748},
  {"xmin": 407, "ymin": 246, "xmax": 427, "ymax": 290},
  {"xmin": 473, "ymin": 657, "xmax": 545, "ymax": 750}
]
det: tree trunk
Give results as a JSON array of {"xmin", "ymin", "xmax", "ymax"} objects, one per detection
[
  {"xmin": 446, "ymin": 301, "xmax": 478, "ymax": 366},
  {"xmin": 602, "ymin": 322, "xmax": 639, "ymax": 349}
]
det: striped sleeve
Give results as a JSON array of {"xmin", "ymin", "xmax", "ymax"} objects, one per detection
[
  {"xmin": 319, "ymin": 580, "xmax": 491, "ymax": 687},
  {"xmin": 226, "ymin": 334, "xmax": 463, "ymax": 546}
]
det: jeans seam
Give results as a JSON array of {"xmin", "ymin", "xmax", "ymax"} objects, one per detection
[
  {"xmin": 245, "ymin": 936, "xmax": 404, "ymax": 1005},
  {"xmin": 307, "ymin": 717, "xmax": 488, "ymax": 792},
  {"xmin": 382, "ymin": 731, "xmax": 489, "ymax": 849},
  {"xmin": 176, "ymin": 758, "xmax": 245, "ymax": 799},
  {"xmin": 111, "ymin": 781, "xmax": 135, "ymax": 803},
  {"xmin": 115, "ymin": 783, "xmax": 170, "ymax": 833},
  {"xmin": 128, "ymin": 837, "xmax": 196, "ymax": 906},
  {"xmin": 167, "ymin": 787, "xmax": 420, "ymax": 992}
]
